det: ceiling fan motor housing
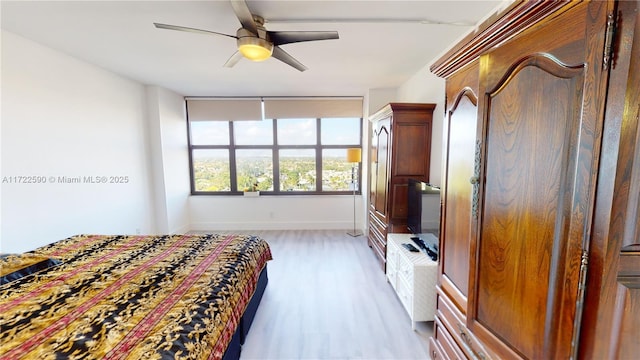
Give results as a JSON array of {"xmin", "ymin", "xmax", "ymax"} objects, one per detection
[{"xmin": 236, "ymin": 28, "xmax": 273, "ymax": 61}]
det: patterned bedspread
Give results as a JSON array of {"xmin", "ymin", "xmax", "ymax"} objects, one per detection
[{"xmin": 0, "ymin": 234, "xmax": 272, "ymax": 360}]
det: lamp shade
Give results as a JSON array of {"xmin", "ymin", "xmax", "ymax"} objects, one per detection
[{"xmin": 346, "ymin": 148, "xmax": 362, "ymax": 163}]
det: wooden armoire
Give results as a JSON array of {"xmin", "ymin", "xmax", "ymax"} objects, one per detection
[
  {"xmin": 368, "ymin": 103, "xmax": 435, "ymax": 270},
  {"xmin": 429, "ymin": 1, "xmax": 639, "ymax": 359}
]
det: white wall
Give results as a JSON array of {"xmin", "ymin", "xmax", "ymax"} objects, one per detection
[
  {"xmin": 1, "ymin": 30, "xmax": 156, "ymax": 253},
  {"xmin": 190, "ymin": 195, "xmax": 363, "ymax": 231},
  {"xmin": 367, "ymin": 87, "xmax": 398, "ymax": 114},
  {"xmin": 145, "ymin": 86, "xmax": 190, "ymax": 234}
]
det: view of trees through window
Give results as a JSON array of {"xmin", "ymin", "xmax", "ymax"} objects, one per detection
[{"xmin": 189, "ymin": 117, "xmax": 362, "ymax": 194}]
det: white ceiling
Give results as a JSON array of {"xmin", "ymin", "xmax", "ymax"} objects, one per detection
[{"xmin": 1, "ymin": 0, "xmax": 505, "ymax": 97}]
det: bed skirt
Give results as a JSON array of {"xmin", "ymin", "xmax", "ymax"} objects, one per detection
[{"xmin": 222, "ymin": 265, "xmax": 268, "ymax": 360}]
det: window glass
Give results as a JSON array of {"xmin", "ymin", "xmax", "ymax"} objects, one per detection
[
  {"xmin": 236, "ymin": 149, "xmax": 274, "ymax": 191},
  {"xmin": 279, "ymin": 149, "xmax": 316, "ymax": 191},
  {"xmin": 187, "ymin": 112, "xmax": 362, "ymax": 194},
  {"xmin": 192, "ymin": 149, "xmax": 230, "ymax": 191},
  {"xmin": 234, "ymin": 119, "xmax": 273, "ymax": 145},
  {"xmin": 277, "ymin": 118, "xmax": 316, "ymax": 145},
  {"xmin": 322, "ymin": 149, "xmax": 355, "ymax": 191},
  {"xmin": 321, "ymin": 118, "xmax": 361, "ymax": 145},
  {"xmin": 190, "ymin": 121, "xmax": 229, "ymax": 145}
]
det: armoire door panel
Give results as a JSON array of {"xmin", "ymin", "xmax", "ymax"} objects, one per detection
[
  {"xmin": 476, "ymin": 55, "xmax": 586, "ymax": 359},
  {"xmin": 374, "ymin": 122, "xmax": 390, "ymax": 218},
  {"xmin": 471, "ymin": 25, "xmax": 609, "ymax": 357},
  {"xmin": 369, "ymin": 127, "xmax": 378, "ymax": 210},
  {"xmin": 393, "ymin": 123, "xmax": 432, "ymax": 177},
  {"xmin": 390, "ymin": 182, "xmax": 408, "ymax": 223},
  {"xmin": 467, "ymin": 2, "xmax": 612, "ymax": 357},
  {"xmin": 442, "ymin": 90, "xmax": 478, "ymax": 302}
]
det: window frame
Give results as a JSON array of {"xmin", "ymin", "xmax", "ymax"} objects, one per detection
[{"xmin": 187, "ymin": 117, "xmax": 363, "ymax": 195}]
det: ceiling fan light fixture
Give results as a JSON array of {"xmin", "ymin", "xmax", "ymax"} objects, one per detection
[{"xmin": 238, "ymin": 37, "xmax": 274, "ymax": 62}]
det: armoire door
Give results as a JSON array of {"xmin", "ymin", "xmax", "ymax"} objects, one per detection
[
  {"xmin": 440, "ymin": 60, "xmax": 480, "ymax": 311},
  {"xmin": 371, "ymin": 117, "xmax": 391, "ymax": 222},
  {"xmin": 469, "ymin": 2, "xmax": 612, "ymax": 359}
]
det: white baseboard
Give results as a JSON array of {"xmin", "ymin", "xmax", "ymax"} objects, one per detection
[
  {"xmin": 189, "ymin": 220, "xmax": 363, "ymax": 232},
  {"xmin": 170, "ymin": 223, "xmax": 190, "ymax": 235}
]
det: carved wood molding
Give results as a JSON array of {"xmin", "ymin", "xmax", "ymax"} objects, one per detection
[{"xmin": 430, "ymin": 1, "xmax": 577, "ymax": 78}]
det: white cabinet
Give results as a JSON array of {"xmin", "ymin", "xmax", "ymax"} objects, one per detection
[{"xmin": 386, "ymin": 233, "xmax": 438, "ymax": 329}]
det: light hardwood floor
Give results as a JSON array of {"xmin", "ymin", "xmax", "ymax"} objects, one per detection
[{"xmin": 195, "ymin": 230, "xmax": 434, "ymax": 359}]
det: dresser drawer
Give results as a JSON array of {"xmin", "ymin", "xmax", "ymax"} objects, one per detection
[
  {"xmin": 395, "ymin": 273, "xmax": 413, "ymax": 315},
  {"xmin": 437, "ymin": 292, "xmax": 490, "ymax": 360},
  {"xmin": 398, "ymin": 256, "xmax": 414, "ymax": 284},
  {"xmin": 386, "ymin": 266, "xmax": 398, "ymax": 290},
  {"xmin": 386, "ymin": 240, "xmax": 399, "ymax": 269},
  {"xmin": 369, "ymin": 211, "xmax": 387, "ymax": 242},
  {"xmin": 429, "ymin": 336, "xmax": 444, "ymax": 360},
  {"xmin": 386, "ymin": 244, "xmax": 398, "ymax": 289},
  {"xmin": 368, "ymin": 212, "xmax": 387, "ymax": 269},
  {"xmin": 433, "ymin": 317, "xmax": 466, "ymax": 360},
  {"xmin": 368, "ymin": 224, "xmax": 385, "ymax": 251}
]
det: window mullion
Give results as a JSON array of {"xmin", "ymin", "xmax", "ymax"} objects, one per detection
[
  {"xmin": 229, "ymin": 121, "xmax": 238, "ymax": 192},
  {"xmin": 272, "ymin": 118, "xmax": 280, "ymax": 193},
  {"xmin": 315, "ymin": 118, "xmax": 322, "ymax": 192}
]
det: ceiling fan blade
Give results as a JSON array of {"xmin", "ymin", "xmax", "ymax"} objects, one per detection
[
  {"xmin": 223, "ymin": 51, "xmax": 243, "ymax": 68},
  {"xmin": 268, "ymin": 31, "xmax": 339, "ymax": 46},
  {"xmin": 154, "ymin": 23, "xmax": 236, "ymax": 39},
  {"xmin": 272, "ymin": 46, "xmax": 307, "ymax": 72},
  {"xmin": 230, "ymin": 0, "xmax": 258, "ymax": 34}
]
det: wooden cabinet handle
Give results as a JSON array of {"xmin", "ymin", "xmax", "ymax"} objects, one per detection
[{"xmin": 471, "ymin": 140, "xmax": 482, "ymax": 218}]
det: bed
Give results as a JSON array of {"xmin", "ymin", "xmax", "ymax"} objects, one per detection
[{"xmin": 0, "ymin": 233, "xmax": 272, "ymax": 360}]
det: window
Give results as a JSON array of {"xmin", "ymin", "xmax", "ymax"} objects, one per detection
[
  {"xmin": 279, "ymin": 148, "xmax": 315, "ymax": 191},
  {"xmin": 188, "ymin": 104, "xmax": 363, "ymax": 195},
  {"xmin": 192, "ymin": 149, "xmax": 230, "ymax": 191},
  {"xmin": 236, "ymin": 148, "xmax": 273, "ymax": 191}
]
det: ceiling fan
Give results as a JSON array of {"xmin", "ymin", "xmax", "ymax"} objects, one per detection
[{"xmin": 153, "ymin": 0, "xmax": 339, "ymax": 72}]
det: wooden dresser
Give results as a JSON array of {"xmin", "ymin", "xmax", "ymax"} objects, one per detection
[
  {"xmin": 367, "ymin": 103, "xmax": 435, "ymax": 270},
  {"xmin": 429, "ymin": 1, "xmax": 640, "ymax": 359}
]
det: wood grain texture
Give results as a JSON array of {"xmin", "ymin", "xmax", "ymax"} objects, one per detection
[
  {"xmin": 478, "ymin": 60, "xmax": 583, "ymax": 359},
  {"xmin": 466, "ymin": 2, "xmax": 611, "ymax": 358},
  {"xmin": 441, "ymin": 65, "xmax": 479, "ymax": 305},
  {"xmin": 580, "ymin": 2, "xmax": 640, "ymax": 358},
  {"xmin": 432, "ymin": 0, "xmax": 640, "ymax": 358},
  {"xmin": 191, "ymin": 230, "xmax": 433, "ymax": 359},
  {"xmin": 443, "ymin": 1, "xmax": 608, "ymax": 358}
]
